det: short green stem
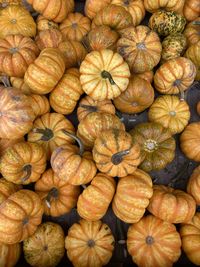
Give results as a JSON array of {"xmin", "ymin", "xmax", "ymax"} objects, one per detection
[
  {"xmin": 111, "ymin": 149, "xmax": 130, "ymax": 165},
  {"xmin": 101, "ymin": 70, "xmax": 115, "ymax": 85},
  {"xmin": 62, "ymin": 130, "xmax": 84, "ymax": 156}
]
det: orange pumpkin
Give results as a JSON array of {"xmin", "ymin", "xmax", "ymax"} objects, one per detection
[
  {"xmin": 0, "ymin": 178, "xmax": 21, "ymax": 204},
  {"xmin": 184, "ymin": 18, "xmax": 200, "ymax": 46},
  {"xmin": 144, "ymin": 0, "xmax": 185, "ymax": 13},
  {"xmin": 65, "ymin": 67, "xmax": 80, "ymax": 77},
  {"xmin": 35, "ymin": 29, "xmax": 63, "ymax": 50},
  {"xmin": 183, "ymin": 0, "xmax": 200, "ymax": 21},
  {"xmin": 27, "ymin": 94, "xmax": 50, "ymax": 118},
  {"xmin": 112, "ymin": 169, "xmax": 153, "ymax": 223},
  {"xmin": 0, "ymin": 242, "xmax": 21, "ymax": 267},
  {"xmin": 187, "ymin": 166, "xmax": 200, "ymax": 205},
  {"xmin": 185, "ymin": 40, "xmax": 200, "ymax": 80},
  {"xmin": 0, "ymin": 0, "xmax": 21, "ymax": 8},
  {"xmin": 0, "ymin": 137, "xmax": 24, "ymax": 157},
  {"xmin": 10, "ymin": 77, "xmax": 31, "ymax": 94},
  {"xmin": 0, "ymin": 189, "xmax": 43, "ymax": 244},
  {"xmin": 134, "ymin": 70, "xmax": 154, "ymax": 83},
  {"xmin": 36, "ymin": 15, "xmax": 58, "ymax": 31},
  {"xmin": 84, "ymin": 0, "xmax": 111, "ymax": 19}
]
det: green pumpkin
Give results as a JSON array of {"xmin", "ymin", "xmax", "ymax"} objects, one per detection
[{"xmin": 149, "ymin": 10, "xmax": 186, "ymax": 37}]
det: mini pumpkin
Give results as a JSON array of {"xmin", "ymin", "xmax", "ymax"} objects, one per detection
[
  {"xmin": 0, "ymin": 242, "xmax": 21, "ymax": 267},
  {"xmin": 184, "ymin": 18, "xmax": 200, "ymax": 46},
  {"xmin": 10, "ymin": 77, "xmax": 31, "ymax": 94},
  {"xmin": 134, "ymin": 70, "xmax": 154, "ymax": 83},
  {"xmin": 36, "ymin": 15, "xmax": 59, "ymax": 31},
  {"xmin": 23, "ymin": 222, "xmax": 65, "ymax": 267},
  {"xmin": 112, "ymin": 169, "xmax": 153, "ymax": 223},
  {"xmin": 185, "ymin": 41, "xmax": 200, "ymax": 80},
  {"xmin": 84, "ymin": 0, "xmax": 111, "ymax": 19},
  {"xmin": 0, "ymin": 137, "xmax": 24, "ymax": 157},
  {"xmin": 28, "ymin": 94, "xmax": 50, "ymax": 118},
  {"xmin": 0, "ymin": 0, "xmax": 22, "ymax": 8},
  {"xmin": 187, "ymin": 166, "xmax": 200, "ymax": 205},
  {"xmin": 0, "ymin": 178, "xmax": 21, "ymax": 204},
  {"xmin": 127, "ymin": 215, "xmax": 182, "ymax": 267},
  {"xmin": 144, "ymin": 0, "xmax": 185, "ymax": 13},
  {"xmin": 183, "ymin": 0, "xmax": 200, "ymax": 21},
  {"xmin": 65, "ymin": 219, "xmax": 115, "ymax": 267},
  {"xmin": 129, "ymin": 122, "xmax": 176, "ymax": 172},
  {"xmin": 35, "ymin": 29, "xmax": 63, "ymax": 50}
]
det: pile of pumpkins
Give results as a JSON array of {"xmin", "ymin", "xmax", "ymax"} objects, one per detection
[{"xmin": 0, "ymin": 0, "xmax": 199, "ymax": 266}]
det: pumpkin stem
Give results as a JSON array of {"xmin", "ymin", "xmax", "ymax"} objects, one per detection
[
  {"xmin": 87, "ymin": 239, "xmax": 95, "ymax": 247},
  {"xmin": 1, "ymin": 75, "xmax": 11, "ymax": 87},
  {"xmin": 62, "ymin": 130, "xmax": 84, "ymax": 156},
  {"xmin": 79, "ymin": 104, "xmax": 98, "ymax": 112},
  {"xmin": 146, "ymin": 236, "xmax": 154, "ymax": 245},
  {"xmin": 192, "ymin": 21, "xmax": 200, "ymax": 25},
  {"xmin": 101, "ymin": 70, "xmax": 115, "ymax": 85},
  {"xmin": 21, "ymin": 164, "xmax": 32, "ymax": 183},
  {"xmin": 33, "ymin": 128, "xmax": 54, "ymax": 141},
  {"xmin": 111, "ymin": 149, "xmax": 130, "ymax": 165},
  {"xmin": 45, "ymin": 187, "xmax": 59, "ymax": 209}
]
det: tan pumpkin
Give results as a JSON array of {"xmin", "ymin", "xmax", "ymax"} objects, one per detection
[
  {"xmin": 24, "ymin": 48, "xmax": 65, "ymax": 94},
  {"xmin": 134, "ymin": 70, "xmax": 154, "ymax": 83},
  {"xmin": 28, "ymin": 94, "xmax": 50, "ymax": 118},
  {"xmin": 84, "ymin": 0, "xmax": 111, "ymax": 19},
  {"xmin": 127, "ymin": 215, "xmax": 182, "ymax": 267},
  {"xmin": 35, "ymin": 29, "xmax": 63, "ymax": 50},
  {"xmin": 0, "ymin": 189, "xmax": 43, "ymax": 244},
  {"xmin": 0, "ymin": 34, "xmax": 39, "ymax": 77},
  {"xmin": 187, "ymin": 166, "xmax": 200, "ymax": 205},
  {"xmin": 113, "ymin": 75, "xmax": 155, "ymax": 114},
  {"xmin": 0, "ymin": 137, "xmax": 24, "ymax": 157},
  {"xmin": 112, "ymin": 169, "xmax": 153, "ymax": 223},
  {"xmin": 183, "ymin": 0, "xmax": 200, "ymax": 21},
  {"xmin": 77, "ymin": 173, "xmax": 115, "ymax": 221},
  {"xmin": 184, "ymin": 18, "xmax": 200, "ymax": 46},
  {"xmin": 0, "ymin": 178, "xmax": 21, "ymax": 204},
  {"xmin": 180, "ymin": 122, "xmax": 200, "ymax": 161},
  {"xmin": 117, "ymin": 25, "xmax": 162, "ymax": 73},
  {"xmin": 144, "ymin": 0, "xmax": 185, "ymax": 13},
  {"xmin": 148, "ymin": 95, "xmax": 190, "ymax": 134},
  {"xmin": 0, "ymin": 242, "xmax": 21, "ymax": 267},
  {"xmin": 80, "ymin": 49, "xmax": 130, "ymax": 101},
  {"xmin": 154, "ymin": 57, "xmax": 197, "ymax": 94},
  {"xmin": 10, "ymin": 77, "xmax": 31, "ymax": 94},
  {"xmin": 36, "ymin": 15, "xmax": 59, "ymax": 31},
  {"xmin": 23, "ymin": 222, "xmax": 65, "ymax": 267},
  {"xmin": 65, "ymin": 219, "xmax": 115, "ymax": 267},
  {"xmin": 185, "ymin": 41, "xmax": 200, "ymax": 80}
]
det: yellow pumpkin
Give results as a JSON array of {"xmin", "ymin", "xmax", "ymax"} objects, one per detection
[
  {"xmin": 187, "ymin": 166, "xmax": 200, "ymax": 205},
  {"xmin": 183, "ymin": 0, "xmax": 200, "ymax": 21},
  {"xmin": 10, "ymin": 77, "xmax": 31, "ymax": 94},
  {"xmin": 27, "ymin": 94, "xmax": 50, "ymax": 118},
  {"xmin": 0, "ymin": 178, "xmax": 21, "ymax": 205},
  {"xmin": 185, "ymin": 40, "xmax": 200, "ymax": 80},
  {"xmin": 144, "ymin": 0, "xmax": 185, "ymax": 13},
  {"xmin": 36, "ymin": 15, "xmax": 59, "ymax": 31},
  {"xmin": 0, "ymin": 137, "xmax": 24, "ymax": 157},
  {"xmin": 0, "ymin": 242, "xmax": 21, "ymax": 267},
  {"xmin": 184, "ymin": 18, "xmax": 200, "ymax": 46}
]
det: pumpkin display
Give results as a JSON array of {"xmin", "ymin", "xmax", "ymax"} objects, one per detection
[
  {"xmin": 0, "ymin": 5, "xmax": 36, "ymax": 38},
  {"xmin": 197, "ymin": 101, "xmax": 200, "ymax": 115},
  {"xmin": 35, "ymin": 28, "xmax": 63, "ymax": 50},
  {"xmin": 36, "ymin": 15, "xmax": 59, "ymax": 31},
  {"xmin": 24, "ymin": 48, "xmax": 65, "ymax": 95},
  {"xmin": 183, "ymin": 0, "xmax": 200, "ymax": 21},
  {"xmin": 0, "ymin": 178, "xmax": 21, "ymax": 204},
  {"xmin": 84, "ymin": 0, "xmax": 111, "ymax": 19},
  {"xmin": 180, "ymin": 122, "xmax": 200, "ymax": 161},
  {"xmin": 28, "ymin": 112, "xmax": 75, "ymax": 160},
  {"xmin": 28, "ymin": 94, "xmax": 50, "ymax": 118},
  {"xmin": 77, "ymin": 95, "xmax": 116, "ymax": 122},
  {"xmin": 0, "ymin": 242, "xmax": 21, "ymax": 267},
  {"xmin": 65, "ymin": 219, "xmax": 115, "ymax": 267},
  {"xmin": 117, "ymin": 25, "xmax": 162, "ymax": 73},
  {"xmin": 113, "ymin": 75, "xmax": 155, "ymax": 114},
  {"xmin": 93, "ymin": 129, "xmax": 141, "ymax": 177},
  {"xmin": 112, "ymin": 169, "xmax": 153, "ymax": 223},
  {"xmin": 60, "ymin": 12, "xmax": 91, "ymax": 42},
  {"xmin": 0, "ymin": 141, "xmax": 47, "ymax": 185},
  {"xmin": 0, "ymin": 137, "xmax": 24, "ymax": 157},
  {"xmin": 187, "ymin": 166, "xmax": 200, "ymax": 205},
  {"xmin": 129, "ymin": 122, "xmax": 176, "ymax": 172},
  {"xmin": 0, "ymin": 34, "xmax": 39, "ymax": 77},
  {"xmin": 127, "ymin": 215, "xmax": 182, "ymax": 267},
  {"xmin": 23, "ymin": 222, "xmax": 65, "ymax": 267},
  {"xmin": 80, "ymin": 49, "xmax": 130, "ymax": 100},
  {"xmin": 185, "ymin": 41, "xmax": 200, "ymax": 80},
  {"xmin": 144, "ymin": 0, "xmax": 185, "ymax": 13},
  {"xmin": 10, "ymin": 77, "xmax": 31, "ymax": 94},
  {"xmin": 148, "ymin": 95, "xmax": 190, "ymax": 134},
  {"xmin": 77, "ymin": 173, "xmax": 115, "ymax": 221},
  {"xmin": 134, "ymin": 70, "xmax": 154, "ymax": 83},
  {"xmin": 0, "ymin": 189, "xmax": 43, "ymax": 244},
  {"xmin": 184, "ymin": 18, "xmax": 200, "ymax": 46},
  {"xmin": 51, "ymin": 131, "xmax": 97, "ymax": 185},
  {"xmin": 154, "ymin": 57, "xmax": 197, "ymax": 94},
  {"xmin": 77, "ymin": 112, "xmax": 125, "ymax": 150}
]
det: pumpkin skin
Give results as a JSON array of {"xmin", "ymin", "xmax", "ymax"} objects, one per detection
[
  {"xmin": 0, "ymin": 137, "xmax": 24, "ymax": 157},
  {"xmin": 0, "ymin": 242, "xmax": 21, "ymax": 267},
  {"xmin": 35, "ymin": 169, "xmax": 80, "ymax": 217},
  {"xmin": 28, "ymin": 113, "xmax": 75, "ymax": 160},
  {"xmin": 65, "ymin": 219, "xmax": 115, "ymax": 267},
  {"xmin": 35, "ymin": 29, "xmax": 63, "ymax": 50},
  {"xmin": 148, "ymin": 95, "xmax": 190, "ymax": 134},
  {"xmin": 77, "ymin": 173, "xmax": 115, "ymax": 221},
  {"xmin": 28, "ymin": 94, "xmax": 50, "ymax": 118},
  {"xmin": 24, "ymin": 48, "xmax": 65, "ymax": 95},
  {"xmin": 112, "ymin": 169, "xmax": 153, "ymax": 223},
  {"xmin": 84, "ymin": 0, "xmax": 111, "ymax": 19},
  {"xmin": 0, "ymin": 5, "xmax": 36, "ymax": 38},
  {"xmin": 0, "ymin": 189, "xmax": 43, "ymax": 244},
  {"xmin": 183, "ymin": 0, "xmax": 200, "ymax": 21},
  {"xmin": 144, "ymin": 0, "xmax": 185, "ymax": 13},
  {"xmin": 187, "ymin": 166, "xmax": 200, "ymax": 205},
  {"xmin": 0, "ymin": 141, "xmax": 47, "ymax": 185},
  {"xmin": 134, "ymin": 70, "xmax": 154, "ymax": 83},
  {"xmin": 127, "ymin": 215, "xmax": 182, "ymax": 267},
  {"xmin": 154, "ymin": 57, "xmax": 196, "ymax": 94},
  {"xmin": 113, "ymin": 76, "xmax": 155, "ymax": 114},
  {"xmin": 117, "ymin": 26, "xmax": 162, "ymax": 73},
  {"xmin": 10, "ymin": 77, "xmax": 31, "ymax": 94},
  {"xmin": 180, "ymin": 122, "xmax": 200, "ymax": 161},
  {"xmin": 65, "ymin": 67, "xmax": 80, "ymax": 77},
  {"xmin": 77, "ymin": 95, "xmax": 116, "ymax": 122},
  {"xmin": 197, "ymin": 101, "xmax": 200, "ymax": 115},
  {"xmin": 23, "ymin": 222, "xmax": 65, "ymax": 267},
  {"xmin": 0, "ymin": 34, "xmax": 39, "ymax": 78},
  {"xmin": 0, "ymin": 0, "xmax": 22, "ymax": 8},
  {"xmin": 184, "ymin": 17, "xmax": 200, "ymax": 46},
  {"xmin": 0, "ymin": 178, "xmax": 21, "ymax": 205},
  {"xmin": 80, "ymin": 49, "xmax": 130, "ymax": 101},
  {"xmin": 129, "ymin": 122, "xmax": 176, "ymax": 172},
  {"xmin": 185, "ymin": 41, "xmax": 200, "ymax": 80},
  {"xmin": 36, "ymin": 15, "xmax": 58, "ymax": 31}
]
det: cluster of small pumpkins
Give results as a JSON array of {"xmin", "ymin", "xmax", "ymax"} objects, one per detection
[{"xmin": 0, "ymin": 0, "xmax": 199, "ymax": 266}]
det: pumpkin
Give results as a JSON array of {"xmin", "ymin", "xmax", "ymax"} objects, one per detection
[
  {"xmin": 144, "ymin": 0, "xmax": 185, "ymax": 13},
  {"xmin": 77, "ymin": 95, "xmax": 116, "ymax": 122},
  {"xmin": 148, "ymin": 95, "xmax": 190, "ymax": 134},
  {"xmin": 77, "ymin": 173, "xmax": 115, "ymax": 221},
  {"xmin": 35, "ymin": 169, "xmax": 80, "ymax": 217},
  {"xmin": 36, "ymin": 15, "xmax": 58, "ymax": 31},
  {"xmin": 50, "ymin": 72, "xmax": 83, "ymax": 115},
  {"xmin": 129, "ymin": 122, "xmax": 176, "ymax": 172},
  {"xmin": 0, "ymin": 141, "xmax": 47, "ymax": 185},
  {"xmin": 113, "ymin": 76, "xmax": 155, "ymax": 114},
  {"xmin": 0, "ymin": 0, "xmax": 21, "ymax": 8},
  {"xmin": 77, "ymin": 112, "xmax": 125, "ymax": 150},
  {"xmin": 26, "ymin": 0, "xmax": 74, "ymax": 23},
  {"xmin": 112, "ymin": 169, "xmax": 153, "ymax": 223},
  {"xmin": 127, "ymin": 215, "xmax": 182, "ymax": 267},
  {"xmin": 180, "ymin": 122, "xmax": 200, "ymax": 161},
  {"xmin": 117, "ymin": 25, "xmax": 162, "ymax": 73},
  {"xmin": 111, "ymin": 0, "xmax": 145, "ymax": 26},
  {"xmin": 51, "ymin": 131, "xmax": 97, "ymax": 185},
  {"xmin": 10, "ymin": 77, "xmax": 31, "ymax": 94},
  {"xmin": 154, "ymin": 57, "xmax": 196, "ymax": 94},
  {"xmin": 80, "ymin": 49, "xmax": 130, "ymax": 100},
  {"xmin": 0, "ymin": 34, "xmax": 39, "ymax": 78},
  {"xmin": 184, "ymin": 18, "xmax": 200, "ymax": 46},
  {"xmin": 0, "ymin": 189, "xmax": 43, "ymax": 244},
  {"xmin": 0, "ymin": 242, "xmax": 21, "ymax": 267},
  {"xmin": 180, "ymin": 212, "xmax": 200, "ymax": 265},
  {"xmin": 0, "ymin": 137, "xmax": 24, "ymax": 157},
  {"xmin": 134, "ymin": 70, "xmax": 154, "ymax": 83},
  {"xmin": 60, "ymin": 12, "xmax": 91, "ymax": 42},
  {"xmin": 183, "ymin": 0, "xmax": 200, "ymax": 21},
  {"xmin": 28, "ymin": 94, "xmax": 50, "ymax": 118},
  {"xmin": 185, "ymin": 41, "xmax": 200, "ymax": 80},
  {"xmin": 0, "ymin": 5, "xmax": 36, "ymax": 38},
  {"xmin": 187, "ymin": 166, "xmax": 200, "ymax": 205},
  {"xmin": 65, "ymin": 67, "xmax": 80, "ymax": 77},
  {"xmin": 0, "ymin": 87, "xmax": 35, "ymax": 139},
  {"xmin": 84, "ymin": 0, "xmax": 111, "ymax": 19},
  {"xmin": 23, "ymin": 222, "xmax": 65, "ymax": 267},
  {"xmin": 58, "ymin": 39, "xmax": 87, "ymax": 68},
  {"xmin": 197, "ymin": 101, "xmax": 200, "ymax": 115},
  {"xmin": 0, "ymin": 178, "xmax": 21, "ymax": 204},
  {"xmin": 149, "ymin": 10, "xmax": 186, "ymax": 36},
  {"xmin": 24, "ymin": 48, "xmax": 65, "ymax": 95},
  {"xmin": 28, "ymin": 112, "xmax": 75, "ymax": 160},
  {"xmin": 35, "ymin": 29, "xmax": 63, "ymax": 50},
  {"xmin": 65, "ymin": 219, "xmax": 115, "ymax": 267}
]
